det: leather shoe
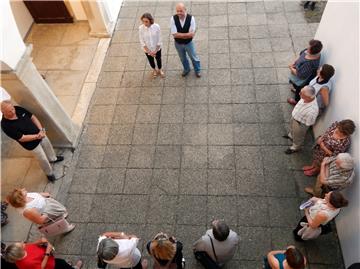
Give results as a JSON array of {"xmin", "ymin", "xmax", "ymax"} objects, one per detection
[
  {"xmin": 47, "ymin": 175, "xmax": 56, "ymax": 182},
  {"xmin": 195, "ymin": 72, "xmax": 201, "ymax": 78},
  {"xmin": 285, "ymin": 148, "xmax": 298, "ymax": 154},
  {"xmin": 282, "ymin": 135, "xmax": 292, "ymax": 140},
  {"xmin": 50, "ymin": 156, "xmax": 64, "ymax": 163},
  {"xmin": 181, "ymin": 70, "xmax": 190, "ymax": 77}
]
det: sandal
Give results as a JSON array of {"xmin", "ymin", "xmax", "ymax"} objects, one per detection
[
  {"xmin": 152, "ymin": 70, "xmax": 158, "ymax": 78},
  {"xmin": 158, "ymin": 69, "xmax": 165, "ymax": 78},
  {"xmin": 304, "ymin": 168, "xmax": 318, "ymax": 177},
  {"xmin": 302, "ymin": 165, "xmax": 314, "ymax": 171}
]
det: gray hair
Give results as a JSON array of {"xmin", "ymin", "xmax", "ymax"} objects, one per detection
[
  {"xmin": 3, "ymin": 243, "xmax": 25, "ymax": 263},
  {"xmin": 97, "ymin": 238, "xmax": 119, "ymax": 261},
  {"xmin": 337, "ymin": 153, "xmax": 354, "ymax": 169},
  {"xmin": 301, "ymin": 86, "xmax": 316, "ymax": 98}
]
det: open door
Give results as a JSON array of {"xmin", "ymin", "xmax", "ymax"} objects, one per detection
[{"xmin": 24, "ymin": 0, "xmax": 73, "ymax": 23}]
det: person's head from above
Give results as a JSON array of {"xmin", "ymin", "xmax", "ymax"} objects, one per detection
[
  {"xmin": 176, "ymin": 3, "xmax": 187, "ymax": 19},
  {"xmin": 299, "ymin": 85, "xmax": 316, "ymax": 102},
  {"xmin": 1, "ymin": 100, "xmax": 16, "ymax": 119},
  {"xmin": 325, "ymin": 191, "xmax": 349, "ymax": 209},
  {"xmin": 6, "ymin": 188, "xmax": 27, "ymax": 208},
  {"xmin": 285, "ymin": 246, "xmax": 305, "ymax": 269},
  {"xmin": 97, "ymin": 238, "xmax": 119, "ymax": 261},
  {"xmin": 150, "ymin": 232, "xmax": 176, "ymax": 261},
  {"xmin": 211, "ymin": 219, "xmax": 230, "ymax": 241},
  {"xmin": 335, "ymin": 153, "xmax": 354, "ymax": 170},
  {"xmin": 307, "ymin": 39, "xmax": 323, "ymax": 55},
  {"xmin": 141, "ymin": 13, "xmax": 154, "ymax": 27},
  {"xmin": 317, "ymin": 64, "xmax": 335, "ymax": 81},
  {"xmin": 3, "ymin": 242, "xmax": 26, "ymax": 263},
  {"xmin": 336, "ymin": 119, "xmax": 356, "ymax": 137}
]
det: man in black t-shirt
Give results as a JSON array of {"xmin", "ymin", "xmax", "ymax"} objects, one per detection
[{"xmin": 1, "ymin": 101, "xmax": 63, "ymax": 182}]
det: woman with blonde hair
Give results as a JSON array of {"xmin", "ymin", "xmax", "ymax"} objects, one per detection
[
  {"xmin": 6, "ymin": 188, "xmax": 75, "ymax": 234},
  {"xmin": 147, "ymin": 232, "xmax": 185, "ymax": 269}
]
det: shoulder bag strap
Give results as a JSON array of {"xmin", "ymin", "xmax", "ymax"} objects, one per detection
[{"xmin": 207, "ymin": 235, "xmax": 218, "ymax": 263}]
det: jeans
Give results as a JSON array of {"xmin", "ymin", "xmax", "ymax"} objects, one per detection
[
  {"xmin": 174, "ymin": 41, "xmax": 201, "ymax": 73},
  {"xmin": 32, "ymin": 136, "xmax": 57, "ymax": 176}
]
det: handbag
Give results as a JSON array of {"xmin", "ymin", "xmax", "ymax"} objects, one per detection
[
  {"xmin": 194, "ymin": 235, "xmax": 221, "ymax": 269},
  {"xmin": 38, "ymin": 216, "xmax": 70, "ymax": 237},
  {"xmin": 297, "ymin": 222, "xmax": 322, "ymax": 240}
]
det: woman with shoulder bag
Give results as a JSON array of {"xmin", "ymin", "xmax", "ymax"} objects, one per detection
[
  {"xmin": 264, "ymin": 245, "xmax": 306, "ymax": 269},
  {"xmin": 293, "ymin": 191, "xmax": 348, "ymax": 241},
  {"xmin": 147, "ymin": 232, "xmax": 185, "ymax": 269},
  {"xmin": 6, "ymin": 188, "xmax": 75, "ymax": 235}
]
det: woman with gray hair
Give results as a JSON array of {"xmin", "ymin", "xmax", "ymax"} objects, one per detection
[
  {"xmin": 97, "ymin": 231, "xmax": 148, "ymax": 269},
  {"xmin": 305, "ymin": 153, "xmax": 355, "ymax": 197}
]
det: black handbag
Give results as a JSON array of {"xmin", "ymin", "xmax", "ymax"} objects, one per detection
[{"xmin": 194, "ymin": 235, "xmax": 221, "ymax": 269}]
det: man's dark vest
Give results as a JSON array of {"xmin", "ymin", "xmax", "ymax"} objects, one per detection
[{"xmin": 173, "ymin": 14, "xmax": 192, "ymax": 44}]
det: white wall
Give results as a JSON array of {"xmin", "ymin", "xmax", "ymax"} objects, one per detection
[
  {"xmin": 9, "ymin": 0, "xmax": 33, "ymax": 39},
  {"xmin": 0, "ymin": 0, "xmax": 27, "ymax": 70},
  {"xmin": 103, "ymin": 0, "xmax": 123, "ymax": 22},
  {"xmin": 313, "ymin": 1, "xmax": 359, "ymax": 267},
  {"xmin": 67, "ymin": 0, "xmax": 87, "ymax": 21}
]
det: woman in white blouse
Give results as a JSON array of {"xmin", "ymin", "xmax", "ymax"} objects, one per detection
[{"xmin": 139, "ymin": 13, "xmax": 164, "ymax": 78}]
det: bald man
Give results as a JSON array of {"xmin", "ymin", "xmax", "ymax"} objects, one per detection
[
  {"xmin": 1, "ymin": 101, "xmax": 63, "ymax": 182},
  {"xmin": 171, "ymin": 3, "xmax": 201, "ymax": 77}
]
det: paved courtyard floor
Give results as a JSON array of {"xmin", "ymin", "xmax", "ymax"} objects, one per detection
[{"xmin": 10, "ymin": 1, "xmax": 345, "ymax": 268}]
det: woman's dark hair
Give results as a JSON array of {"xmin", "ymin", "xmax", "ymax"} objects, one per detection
[
  {"xmin": 329, "ymin": 191, "xmax": 349, "ymax": 208},
  {"xmin": 141, "ymin": 13, "xmax": 154, "ymax": 24},
  {"xmin": 337, "ymin": 119, "xmax": 356, "ymax": 136},
  {"xmin": 320, "ymin": 64, "xmax": 335, "ymax": 81},
  {"xmin": 285, "ymin": 247, "xmax": 305, "ymax": 269},
  {"xmin": 308, "ymin": 39, "xmax": 323, "ymax": 55}
]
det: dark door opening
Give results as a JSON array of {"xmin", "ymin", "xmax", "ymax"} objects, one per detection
[{"xmin": 24, "ymin": 0, "xmax": 73, "ymax": 23}]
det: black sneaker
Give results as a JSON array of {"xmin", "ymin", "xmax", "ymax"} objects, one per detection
[
  {"xmin": 47, "ymin": 175, "xmax": 56, "ymax": 182},
  {"xmin": 285, "ymin": 148, "xmax": 298, "ymax": 155},
  {"xmin": 50, "ymin": 156, "xmax": 64, "ymax": 163}
]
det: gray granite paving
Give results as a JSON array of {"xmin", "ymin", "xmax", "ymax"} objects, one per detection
[{"xmin": 56, "ymin": 1, "xmax": 344, "ymax": 268}]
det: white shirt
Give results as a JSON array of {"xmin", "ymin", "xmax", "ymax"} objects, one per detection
[
  {"xmin": 138, "ymin": 23, "xmax": 162, "ymax": 52},
  {"xmin": 97, "ymin": 236, "xmax": 141, "ymax": 267},
  {"xmin": 292, "ymin": 98, "xmax": 319, "ymax": 126},
  {"xmin": 170, "ymin": 14, "xmax": 196, "ymax": 34}
]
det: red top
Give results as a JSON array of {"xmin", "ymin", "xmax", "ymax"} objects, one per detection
[{"xmin": 15, "ymin": 244, "xmax": 55, "ymax": 269}]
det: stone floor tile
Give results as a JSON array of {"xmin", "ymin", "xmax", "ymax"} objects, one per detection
[
  {"xmin": 268, "ymin": 197, "xmax": 301, "ymax": 227},
  {"xmin": 117, "ymin": 88, "xmax": 141, "ymax": 104},
  {"xmin": 124, "ymin": 168, "xmax": 152, "ymax": 194},
  {"xmin": 54, "ymin": 223, "xmax": 86, "ymax": 254},
  {"xmin": 184, "ymin": 104, "xmax": 208, "ymax": 123},
  {"xmin": 230, "ymin": 53, "xmax": 253, "ymax": 69},
  {"xmin": 182, "ymin": 145, "xmax": 208, "ymax": 168},
  {"xmin": 209, "ymin": 40, "xmax": 229, "ymax": 54},
  {"xmin": 231, "ymin": 85, "xmax": 256, "ymax": 103},
  {"xmin": 209, "ymin": 53, "xmax": 230, "ymax": 69},
  {"xmin": 238, "ymin": 226, "xmax": 272, "ymax": 260},
  {"xmin": 232, "ymin": 104, "xmax": 258, "ymax": 123},
  {"xmin": 121, "ymin": 71, "xmax": 144, "ymax": 87},
  {"xmin": 125, "ymin": 56, "xmax": 147, "ymax": 71},
  {"xmin": 180, "ymin": 169, "xmax": 207, "ymax": 195},
  {"xmin": 238, "ymin": 196, "xmax": 269, "ymax": 227},
  {"xmin": 286, "ymin": 12, "xmax": 308, "ymax": 24},
  {"xmin": 128, "ymin": 145, "xmax": 155, "ymax": 168},
  {"xmin": 252, "ymin": 52, "xmax": 275, "ymax": 68},
  {"xmin": 88, "ymin": 105, "xmax": 115, "ymax": 124},
  {"xmin": 246, "ymin": 1, "xmax": 265, "ymax": 13},
  {"xmin": 209, "ymin": 86, "xmax": 232, "ymax": 104},
  {"xmin": 160, "ymin": 104, "xmax": 184, "ymax": 123},
  {"xmin": 177, "ymin": 196, "xmax": 207, "ymax": 225},
  {"xmin": 108, "ymin": 124, "xmax": 134, "ymax": 144},
  {"xmin": 69, "ymin": 169, "xmax": 100, "ymax": 193},
  {"xmin": 96, "ymin": 168, "xmax": 126, "ymax": 193},
  {"xmin": 209, "ymin": 3, "xmax": 227, "ymax": 15},
  {"xmin": 229, "ymin": 26, "xmax": 248, "ymax": 40},
  {"xmin": 98, "ymin": 71, "xmax": 122, "ymax": 87},
  {"xmin": 228, "ymin": 2, "xmax": 246, "ymax": 14},
  {"xmin": 191, "ymin": 3, "xmax": 209, "ymax": 16},
  {"xmin": 183, "ymin": 124, "xmax": 207, "ymax": 145},
  {"xmin": 294, "ymin": 170, "xmax": 317, "ymax": 199},
  {"xmin": 228, "ymin": 14, "xmax": 248, "ymax": 26},
  {"xmin": 77, "ymin": 145, "xmax": 105, "ymax": 168},
  {"xmin": 82, "ymin": 124, "xmax": 110, "ymax": 145},
  {"xmin": 112, "ymin": 104, "xmax": 138, "ymax": 124},
  {"xmin": 259, "ymin": 123, "xmax": 289, "ymax": 145},
  {"xmin": 139, "ymin": 87, "xmax": 162, "ymax": 104},
  {"xmin": 236, "ymin": 169, "xmax": 267, "ymax": 196},
  {"xmin": 249, "ymin": 25, "xmax": 270, "ymax": 39},
  {"xmin": 264, "ymin": 168, "xmax": 297, "ymax": 197},
  {"xmin": 235, "ymin": 146, "xmax": 263, "ymax": 170},
  {"xmin": 231, "ymin": 69, "xmax": 254, "ymax": 85},
  {"xmin": 233, "ymin": 123, "xmax": 261, "ymax": 145},
  {"xmin": 151, "ymin": 169, "xmax": 179, "ymax": 195},
  {"xmin": 289, "ymin": 23, "xmax": 313, "ymax": 37},
  {"xmin": 261, "ymin": 146, "xmax": 294, "ymax": 169},
  {"xmin": 208, "ymin": 124, "xmax": 234, "ymax": 145},
  {"xmin": 65, "ymin": 194, "xmax": 94, "ymax": 222},
  {"xmin": 268, "ymin": 24, "xmax": 290, "ymax": 38},
  {"xmin": 157, "ymin": 124, "xmax": 183, "ymax": 145},
  {"xmin": 250, "ymin": 38, "xmax": 272, "ymax": 52},
  {"xmin": 208, "ymin": 146, "xmax": 235, "ymax": 169},
  {"xmin": 306, "ymin": 236, "xmax": 344, "ymax": 265},
  {"xmin": 92, "ymin": 88, "xmax": 120, "ymax": 105},
  {"xmin": 254, "ymin": 67, "xmax": 278, "ymax": 84},
  {"xmin": 273, "ymin": 51, "xmax": 296, "ymax": 67},
  {"xmin": 255, "ymin": 84, "xmax": 281, "ymax": 103},
  {"xmin": 209, "ymin": 69, "xmax": 231, "ymax": 85},
  {"xmin": 230, "ymin": 39, "xmax": 251, "ymax": 53},
  {"xmin": 102, "ymin": 145, "xmax": 130, "ymax": 167},
  {"xmin": 270, "ymin": 37, "xmax": 294, "ymax": 52},
  {"xmin": 142, "ymin": 72, "xmax": 165, "ymax": 87},
  {"xmin": 208, "ymin": 196, "xmax": 238, "ymax": 226},
  {"xmin": 257, "ymin": 103, "xmax": 284, "ymax": 122},
  {"xmin": 209, "ymin": 27, "xmax": 229, "ymax": 40},
  {"xmin": 185, "ymin": 87, "xmax": 208, "ymax": 104},
  {"xmin": 131, "ymin": 124, "xmax": 158, "ymax": 145},
  {"xmin": 186, "ymin": 70, "xmax": 209, "ymax": 87},
  {"xmin": 117, "ymin": 195, "xmax": 149, "ymax": 223},
  {"xmin": 209, "ymin": 104, "xmax": 233, "ymax": 123},
  {"xmin": 136, "ymin": 105, "xmax": 161, "ymax": 123},
  {"xmin": 208, "ymin": 169, "xmax": 237, "ymax": 195},
  {"xmin": 270, "ymin": 227, "xmax": 307, "ymax": 253},
  {"xmin": 154, "ymin": 145, "xmax": 181, "ymax": 168},
  {"xmin": 247, "ymin": 14, "xmax": 267, "ymax": 25},
  {"xmin": 147, "ymin": 195, "xmax": 178, "ymax": 223},
  {"xmin": 108, "ymin": 43, "xmax": 131, "ymax": 57},
  {"xmin": 162, "ymin": 87, "xmax": 185, "ymax": 104},
  {"xmin": 167, "ymin": 54, "xmax": 184, "ymax": 70},
  {"xmin": 209, "ymin": 15, "xmax": 228, "ymax": 27},
  {"xmin": 277, "ymin": 67, "xmax": 290, "ymax": 84}
]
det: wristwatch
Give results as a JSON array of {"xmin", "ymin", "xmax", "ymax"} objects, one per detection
[{"xmin": 44, "ymin": 253, "xmax": 50, "ymax": 256}]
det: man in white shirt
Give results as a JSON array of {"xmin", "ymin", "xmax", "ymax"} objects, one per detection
[
  {"xmin": 170, "ymin": 2, "xmax": 201, "ymax": 77},
  {"xmin": 193, "ymin": 220, "xmax": 239, "ymax": 267},
  {"xmin": 284, "ymin": 85, "xmax": 319, "ymax": 154}
]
